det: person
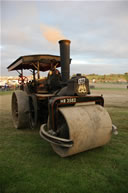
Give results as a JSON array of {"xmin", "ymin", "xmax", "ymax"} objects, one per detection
[
  {"xmin": 4, "ymin": 83, "xmax": 7, "ymax": 91},
  {"xmin": 48, "ymin": 63, "xmax": 60, "ymax": 77},
  {"xmin": 47, "ymin": 63, "xmax": 61, "ymax": 91}
]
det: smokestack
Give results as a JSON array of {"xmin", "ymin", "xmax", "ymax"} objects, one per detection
[{"xmin": 59, "ymin": 40, "xmax": 71, "ymax": 82}]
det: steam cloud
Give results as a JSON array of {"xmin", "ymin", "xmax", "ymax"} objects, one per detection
[{"xmin": 40, "ymin": 24, "xmax": 66, "ymax": 44}]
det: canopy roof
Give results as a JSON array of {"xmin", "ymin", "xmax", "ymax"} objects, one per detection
[{"xmin": 7, "ymin": 55, "xmax": 62, "ymax": 72}]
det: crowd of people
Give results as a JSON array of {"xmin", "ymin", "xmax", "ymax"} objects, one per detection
[{"xmin": 0, "ymin": 83, "xmax": 19, "ymax": 91}]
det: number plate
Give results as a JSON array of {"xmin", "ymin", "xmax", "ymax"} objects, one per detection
[{"xmin": 60, "ymin": 98, "xmax": 76, "ymax": 104}]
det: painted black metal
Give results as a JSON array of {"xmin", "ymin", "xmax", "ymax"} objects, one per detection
[
  {"xmin": 40, "ymin": 124, "xmax": 73, "ymax": 147},
  {"xmin": 59, "ymin": 40, "xmax": 71, "ymax": 82},
  {"xmin": 57, "ymin": 74, "xmax": 90, "ymax": 96},
  {"xmin": 48, "ymin": 95, "xmax": 104, "ymax": 132}
]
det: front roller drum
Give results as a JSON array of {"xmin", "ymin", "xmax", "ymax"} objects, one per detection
[{"xmin": 52, "ymin": 104, "xmax": 112, "ymax": 157}]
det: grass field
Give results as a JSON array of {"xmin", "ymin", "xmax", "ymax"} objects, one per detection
[
  {"xmin": 0, "ymin": 85, "xmax": 128, "ymax": 193},
  {"xmin": 0, "ymin": 91, "xmax": 13, "ymax": 96}
]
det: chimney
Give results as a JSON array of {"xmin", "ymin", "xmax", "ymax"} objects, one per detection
[{"xmin": 59, "ymin": 40, "xmax": 71, "ymax": 82}]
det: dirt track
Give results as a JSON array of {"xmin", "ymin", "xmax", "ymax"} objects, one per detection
[
  {"xmin": 0, "ymin": 94, "xmax": 11, "ymax": 112},
  {"xmin": 91, "ymin": 89, "xmax": 128, "ymax": 108},
  {"xmin": 0, "ymin": 88, "xmax": 128, "ymax": 113}
]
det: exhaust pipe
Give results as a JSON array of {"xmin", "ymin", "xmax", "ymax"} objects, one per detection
[{"xmin": 59, "ymin": 40, "xmax": 71, "ymax": 82}]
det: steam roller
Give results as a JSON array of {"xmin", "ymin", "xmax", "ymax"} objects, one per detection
[
  {"xmin": 39, "ymin": 40, "xmax": 117, "ymax": 157},
  {"xmin": 40, "ymin": 105, "xmax": 113, "ymax": 157},
  {"xmin": 8, "ymin": 39, "xmax": 117, "ymax": 157}
]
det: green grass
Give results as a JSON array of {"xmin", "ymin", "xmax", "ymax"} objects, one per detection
[
  {"xmin": 86, "ymin": 73, "xmax": 127, "ymax": 82},
  {"xmin": 0, "ymin": 91, "xmax": 13, "ymax": 95},
  {"xmin": 0, "ymin": 94, "xmax": 128, "ymax": 193}
]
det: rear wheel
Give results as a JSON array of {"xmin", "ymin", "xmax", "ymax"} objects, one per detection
[{"xmin": 11, "ymin": 90, "xmax": 30, "ymax": 129}]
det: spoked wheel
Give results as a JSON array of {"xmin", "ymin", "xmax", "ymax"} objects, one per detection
[
  {"xmin": 18, "ymin": 76, "xmax": 28, "ymax": 84},
  {"xmin": 12, "ymin": 90, "xmax": 30, "ymax": 129}
]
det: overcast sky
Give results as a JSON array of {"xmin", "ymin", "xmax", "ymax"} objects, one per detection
[{"xmin": 1, "ymin": 0, "xmax": 128, "ymax": 76}]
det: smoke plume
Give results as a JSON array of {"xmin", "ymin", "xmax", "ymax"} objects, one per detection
[{"xmin": 40, "ymin": 24, "xmax": 66, "ymax": 44}]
